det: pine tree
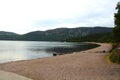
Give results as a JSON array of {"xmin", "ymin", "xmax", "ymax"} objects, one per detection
[{"xmin": 113, "ymin": 2, "xmax": 120, "ymax": 42}]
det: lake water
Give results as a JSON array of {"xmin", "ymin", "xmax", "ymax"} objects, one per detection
[{"xmin": 0, "ymin": 41, "xmax": 99, "ymax": 63}]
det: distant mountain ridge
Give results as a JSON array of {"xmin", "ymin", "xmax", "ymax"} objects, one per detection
[
  {"xmin": 0, "ymin": 31, "xmax": 18, "ymax": 35},
  {"xmin": 0, "ymin": 31, "xmax": 20, "ymax": 40},
  {"xmin": 0, "ymin": 27, "xmax": 112, "ymax": 41}
]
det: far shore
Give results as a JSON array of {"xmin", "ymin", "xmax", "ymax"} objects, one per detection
[{"xmin": 0, "ymin": 43, "xmax": 120, "ymax": 80}]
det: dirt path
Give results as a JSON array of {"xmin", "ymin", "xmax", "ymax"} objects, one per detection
[{"xmin": 0, "ymin": 43, "xmax": 120, "ymax": 80}]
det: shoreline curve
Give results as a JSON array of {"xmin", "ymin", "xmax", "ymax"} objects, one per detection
[{"xmin": 0, "ymin": 43, "xmax": 120, "ymax": 80}]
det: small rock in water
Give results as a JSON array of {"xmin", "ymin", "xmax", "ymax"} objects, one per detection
[{"xmin": 53, "ymin": 53, "xmax": 57, "ymax": 56}]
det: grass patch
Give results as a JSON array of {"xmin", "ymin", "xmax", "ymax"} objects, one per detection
[{"xmin": 105, "ymin": 54, "xmax": 112, "ymax": 63}]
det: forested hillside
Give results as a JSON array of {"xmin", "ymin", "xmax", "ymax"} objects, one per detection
[{"xmin": 0, "ymin": 27, "xmax": 112, "ymax": 41}]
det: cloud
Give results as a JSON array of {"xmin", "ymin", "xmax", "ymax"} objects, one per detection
[{"xmin": 0, "ymin": 0, "xmax": 119, "ymax": 34}]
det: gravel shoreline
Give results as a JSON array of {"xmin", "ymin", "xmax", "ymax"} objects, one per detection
[{"xmin": 0, "ymin": 43, "xmax": 120, "ymax": 80}]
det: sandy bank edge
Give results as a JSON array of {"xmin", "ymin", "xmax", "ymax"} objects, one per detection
[{"xmin": 0, "ymin": 43, "xmax": 120, "ymax": 80}]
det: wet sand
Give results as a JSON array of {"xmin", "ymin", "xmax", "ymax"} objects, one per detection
[{"xmin": 0, "ymin": 43, "xmax": 120, "ymax": 80}]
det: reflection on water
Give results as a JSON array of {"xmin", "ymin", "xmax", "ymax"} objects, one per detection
[{"xmin": 0, "ymin": 41, "xmax": 99, "ymax": 63}]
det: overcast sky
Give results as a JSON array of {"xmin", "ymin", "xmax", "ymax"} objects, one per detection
[{"xmin": 0, "ymin": 0, "xmax": 119, "ymax": 34}]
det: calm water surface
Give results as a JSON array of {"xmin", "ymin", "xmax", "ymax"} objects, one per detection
[{"xmin": 0, "ymin": 41, "xmax": 99, "ymax": 63}]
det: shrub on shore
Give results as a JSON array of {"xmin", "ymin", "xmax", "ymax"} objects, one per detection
[{"xmin": 109, "ymin": 43, "xmax": 120, "ymax": 64}]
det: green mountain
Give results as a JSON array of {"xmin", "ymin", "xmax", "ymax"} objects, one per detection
[
  {"xmin": 0, "ymin": 31, "xmax": 20, "ymax": 40},
  {"xmin": 0, "ymin": 27, "xmax": 112, "ymax": 41},
  {"xmin": 0, "ymin": 31, "xmax": 17, "ymax": 35}
]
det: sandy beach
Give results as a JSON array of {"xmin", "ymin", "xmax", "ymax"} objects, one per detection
[{"xmin": 0, "ymin": 43, "xmax": 120, "ymax": 80}]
